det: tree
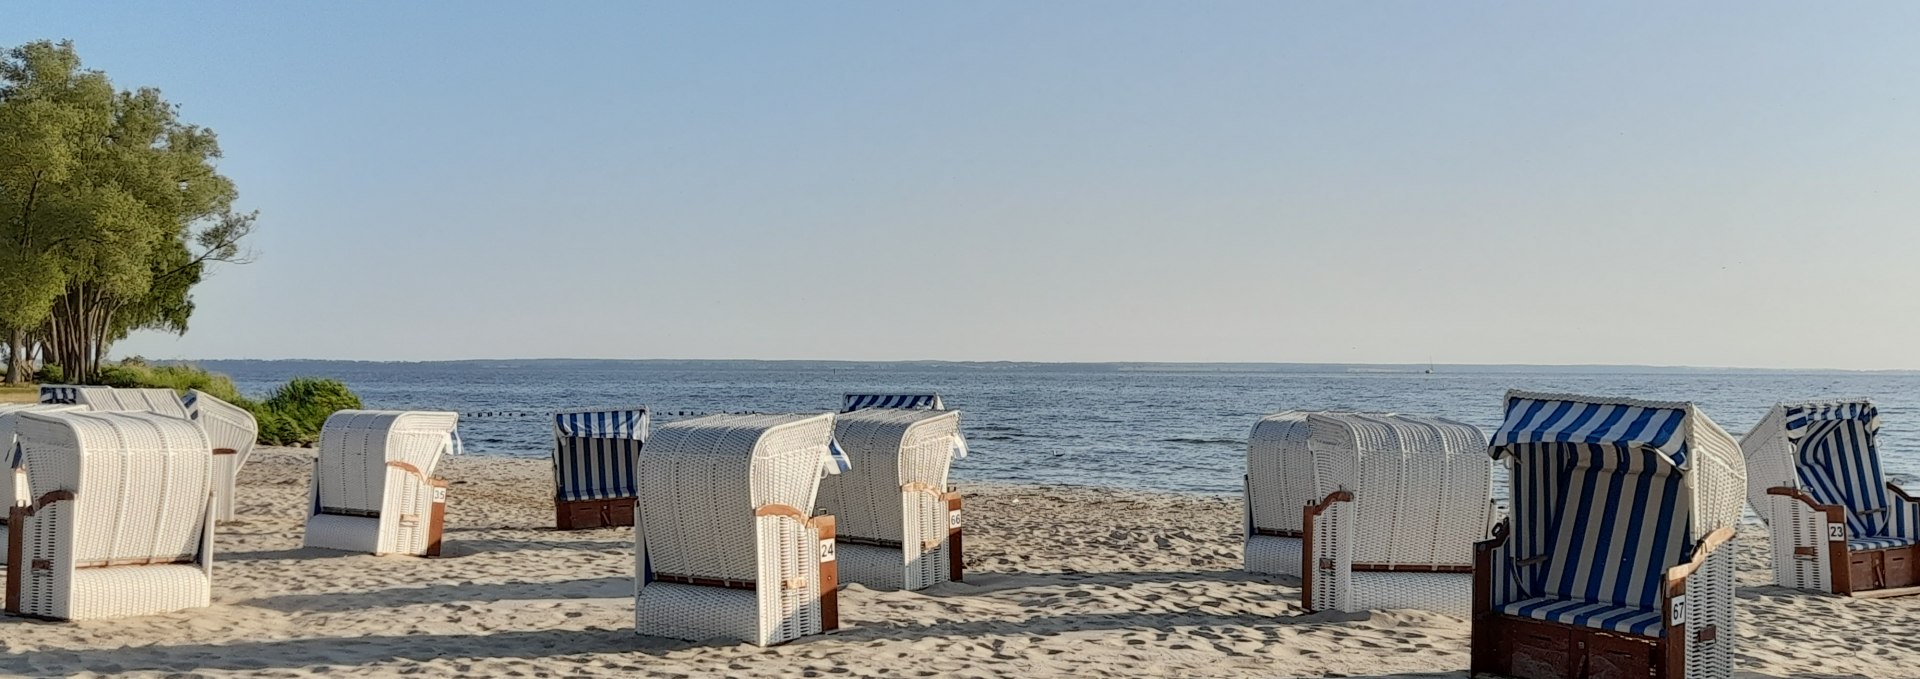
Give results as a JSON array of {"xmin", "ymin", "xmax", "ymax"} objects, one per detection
[{"xmin": 0, "ymin": 40, "xmax": 253, "ymax": 383}]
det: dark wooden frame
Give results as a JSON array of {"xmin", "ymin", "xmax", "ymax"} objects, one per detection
[
  {"xmin": 554, "ymin": 497, "xmax": 636, "ymax": 530},
  {"xmin": 1768, "ymin": 483, "xmax": 1920, "ymax": 597},
  {"xmin": 1470, "ymin": 519, "xmax": 1734, "ymax": 679},
  {"xmin": 945, "ymin": 492, "xmax": 964, "ymax": 583}
]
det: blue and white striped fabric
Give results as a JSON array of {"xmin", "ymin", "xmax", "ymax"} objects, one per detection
[
  {"xmin": 553, "ymin": 408, "xmax": 649, "ymax": 503},
  {"xmin": 841, "ymin": 393, "xmax": 944, "ymax": 412},
  {"xmin": 827, "ymin": 438, "xmax": 852, "ymax": 474},
  {"xmin": 1783, "ymin": 402, "xmax": 1895, "ymax": 540},
  {"xmin": 38, "ymin": 385, "xmax": 78, "ymax": 405},
  {"xmin": 182, "ymin": 390, "xmax": 200, "ymax": 419},
  {"xmin": 1491, "ymin": 394, "xmax": 1694, "ymax": 637},
  {"xmin": 1491, "ymin": 395, "xmax": 1691, "ymax": 468}
]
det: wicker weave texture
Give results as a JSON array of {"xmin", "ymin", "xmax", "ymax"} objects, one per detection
[
  {"xmin": 303, "ymin": 410, "xmax": 457, "ymax": 556},
  {"xmin": 634, "ymin": 413, "xmax": 836, "ymax": 645},
  {"xmin": 10, "ymin": 411, "xmax": 213, "ymax": 620},
  {"xmin": 1688, "ymin": 539, "xmax": 1738, "ymax": 679},
  {"xmin": 1244, "ymin": 535, "xmax": 1303, "ymax": 577},
  {"xmin": 189, "ymin": 390, "xmax": 259, "ymax": 522},
  {"xmin": 74, "ymin": 388, "xmax": 192, "ymax": 420},
  {"xmin": 1, "ymin": 404, "xmax": 85, "ymax": 513}
]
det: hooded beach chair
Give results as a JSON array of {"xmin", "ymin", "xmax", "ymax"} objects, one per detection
[
  {"xmin": 0, "ymin": 403, "xmax": 86, "ymax": 565},
  {"xmin": 552, "ymin": 406, "xmax": 649, "ymax": 530},
  {"xmin": 818, "ymin": 408, "xmax": 967, "ymax": 591},
  {"xmin": 5, "ymin": 411, "xmax": 214, "ymax": 620},
  {"xmin": 1742, "ymin": 400, "xmax": 1920, "ymax": 596},
  {"xmin": 1242, "ymin": 411, "xmax": 1493, "ymax": 616},
  {"xmin": 62, "ymin": 387, "xmax": 259, "ymax": 523},
  {"xmin": 634, "ymin": 413, "xmax": 843, "ymax": 646},
  {"xmin": 1473, "ymin": 391, "xmax": 1745, "ymax": 679},
  {"xmin": 303, "ymin": 410, "xmax": 459, "ymax": 557}
]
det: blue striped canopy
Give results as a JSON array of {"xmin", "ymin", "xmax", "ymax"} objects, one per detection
[
  {"xmin": 1783, "ymin": 401, "xmax": 1890, "ymax": 539},
  {"xmin": 553, "ymin": 407, "xmax": 649, "ymax": 503},
  {"xmin": 39, "ymin": 385, "xmax": 78, "ymax": 405},
  {"xmin": 842, "ymin": 393, "xmax": 943, "ymax": 412},
  {"xmin": 1491, "ymin": 393, "xmax": 1691, "ymax": 469},
  {"xmin": 1491, "ymin": 392, "xmax": 1697, "ymax": 635}
]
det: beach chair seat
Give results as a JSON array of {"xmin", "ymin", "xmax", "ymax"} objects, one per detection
[
  {"xmin": 1742, "ymin": 400, "xmax": 1920, "ymax": 596},
  {"xmin": 302, "ymin": 410, "xmax": 459, "ymax": 557},
  {"xmin": 1497, "ymin": 596, "xmax": 1665, "ymax": 636},
  {"xmin": 818, "ymin": 407, "xmax": 966, "ymax": 590},
  {"xmin": 634, "ymin": 413, "xmax": 842, "ymax": 646},
  {"xmin": 5, "ymin": 411, "xmax": 214, "ymax": 620},
  {"xmin": 1244, "ymin": 411, "xmax": 1492, "ymax": 617},
  {"xmin": 1473, "ymin": 391, "xmax": 1745, "ymax": 679},
  {"xmin": 550, "ymin": 407, "xmax": 648, "ymax": 530}
]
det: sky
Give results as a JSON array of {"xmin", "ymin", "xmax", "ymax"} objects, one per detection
[{"xmin": 8, "ymin": 3, "xmax": 1920, "ymax": 369}]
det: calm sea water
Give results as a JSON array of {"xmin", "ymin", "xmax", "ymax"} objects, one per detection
[{"xmin": 201, "ymin": 361, "xmax": 1920, "ymax": 496}]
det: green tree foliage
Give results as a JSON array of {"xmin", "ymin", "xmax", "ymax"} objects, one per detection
[{"xmin": 0, "ymin": 40, "xmax": 254, "ymax": 383}]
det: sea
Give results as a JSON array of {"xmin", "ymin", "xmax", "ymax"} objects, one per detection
[{"xmin": 199, "ymin": 360, "xmax": 1920, "ymax": 496}]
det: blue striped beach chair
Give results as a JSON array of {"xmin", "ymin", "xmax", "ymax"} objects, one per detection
[
  {"xmin": 841, "ymin": 393, "xmax": 943, "ymax": 412},
  {"xmin": 1742, "ymin": 400, "xmax": 1920, "ymax": 596},
  {"xmin": 1474, "ymin": 391, "xmax": 1745, "ymax": 679},
  {"xmin": 37, "ymin": 385, "xmax": 78, "ymax": 405},
  {"xmin": 1243, "ymin": 411, "xmax": 1494, "ymax": 617},
  {"xmin": 552, "ymin": 407, "xmax": 649, "ymax": 530}
]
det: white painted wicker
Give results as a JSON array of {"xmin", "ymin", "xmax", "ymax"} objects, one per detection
[
  {"xmin": 634, "ymin": 413, "xmax": 838, "ymax": 646},
  {"xmin": 302, "ymin": 410, "xmax": 458, "ymax": 557},
  {"xmin": 73, "ymin": 387, "xmax": 192, "ymax": 419},
  {"xmin": 187, "ymin": 391, "xmax": 258, "ymax": 523},
  {"xmin": 816, "ymin": 409, "xmax": 962, "ymax": 591},
  {"xmin": 5, "ymin": 411, "xmax": 213, "ymax": 620},
  {"xmin": 0, "ymin": 404, "xmax": 87, "ymax": 565},
  {"xmin": 1244, "ymin": 411, "xmax": 1491, "ymax": 616}
]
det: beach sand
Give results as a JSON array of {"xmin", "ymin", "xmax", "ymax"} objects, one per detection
[{"xmin": 0, "ymin": 448, "xmax": 1907, "ymax": 678}]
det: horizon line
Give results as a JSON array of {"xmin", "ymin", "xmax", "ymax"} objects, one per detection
[{"xmin": 143, "ymin": 357, "xmax": 1920, "ymax": 374}]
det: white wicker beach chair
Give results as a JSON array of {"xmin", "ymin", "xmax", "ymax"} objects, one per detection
[
  {"xmin": 72, "ymin": 387, "xmax": 192, "ymax": 419},
  {"xmin": 841, "ymin": 392, "xmax": 944, "ymax": 412},
  {"xmin": 817, "ymin": 408, "xmax": 966, "ymax": 591},
  {"xmin": 1473, "ymin": 391, "xmax": 1745, "ymax": 679},
  {"xmin": 302, "ymin": 410, "xmax": 459, "ymax": 557},
  {"xmin": 0, "ymin": 403, "xmax": 87, "ymax": 565},
  {"xmin": 1243, "ymin": 412, "xmax": 1493, "ymax": 617},
  {"xmin": 552, "ymin": 407, "xmax": 649, "ymax": 530},
  {"xmin": 634, "ymin": 413, "xmax": 842, "ymax": 646},
  {"xmin": 5, "ymin": 411, "xmax": 214, "ymax": 620},
  {"xmin": 1741, "ymin": 400, "xmax": 1920, "ymax": 596}
]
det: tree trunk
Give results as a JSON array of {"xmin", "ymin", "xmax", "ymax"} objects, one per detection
[{"xmin": 4, "ymin": 329, "xmax": 25, "ymax": 384}]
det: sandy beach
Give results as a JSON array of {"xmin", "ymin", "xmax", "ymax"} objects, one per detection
[{"xmin": 0, "ymin": 448, "xmax": 1907, "ymax": 678}]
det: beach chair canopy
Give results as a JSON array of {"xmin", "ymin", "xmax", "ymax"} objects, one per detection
[
  {"xmin": 842, "ymin": 393, "xmax": 943, "ymax": 412},
  {"xmin": 37, "ymin": 385, "xmax": 78, "ymax": 405},
  {"xmin": 553, "ymin": 407, "xmax": 650, "ymax": 502},
  {"xmin": 1489, "ymin": 391, "xmax": 1744, "ymax": 635},
  {"xmin": 1741, "ymin": 400, "xmax": 1909, "ymax": 547},
  {"xmin": 1, "ymin": 404, "xmax": 87, "ymax": 510},
  {"xmin": 15, "ymin": 411, "xmax": 212, "ymax": 566},
  {"xmin": 314, "ymin": 410, "xmax": 460, "ymax": 516},
  {"xmin": 819, "ymin": 408, "xmax": 963, "ymax": 544},
  {"xmin": 637, "ymin": 413, "xmax": 838, "ymax": 583},
  {"xmin": 72, "ymin": 387, "xmax": 192, "ymax": 419},
  {"xmin": 1247, "ymin": 411, "xmax": 1490, "ymax": 568}
]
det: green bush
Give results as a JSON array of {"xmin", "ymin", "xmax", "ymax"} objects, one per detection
[
  {"xmin": 79, "ymin": 359, "xmax": 364, "ymax": 447},
  {"xmin": 258, "ymin": 378, "xmax": 362, "ymax": 445},
  {"xmin": 34, "ymin": 363, "xmax": 64, "ymax": 383}
]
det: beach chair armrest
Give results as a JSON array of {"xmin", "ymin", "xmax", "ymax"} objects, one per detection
[
  {"xmin": 1666, "ymin": 525, "xmax": 1736, "ymax": 583},
  {"xmin": 1765, "ymin": 486, "xmax": 1846, "ymax": 515},
  {"xmin": 1301, "ymin": 489, "xmax": 1353, "ymax": 612}
]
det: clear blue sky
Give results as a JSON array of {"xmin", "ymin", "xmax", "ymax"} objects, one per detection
[{"xmin": 10, "ymin": 3, "xmax": 1920, "ymax": 368}]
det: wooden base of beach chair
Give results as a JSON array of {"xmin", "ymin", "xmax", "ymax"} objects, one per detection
[
  {"xmin": 555, "ymin": 497, "xmax": 636, "ymax": 530},
  {"xmin": 813, "ymin": 514, "xmax": 839, "ymax": 632},
  {"xmin": 426, "ymin": 478, "xmax": 448, "ymax": 557},
  {"xmin": 945, "ymin": 492, "xmax": 964, "ymax": 583},
  {"xmin": 1844, "ymin": 545, "xmax": 1920, "ymax": 594},
  {"xmin": 1473, "ymin": 615, "xmax": 1671, "ymax": 679}
]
